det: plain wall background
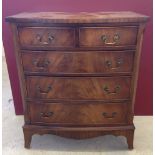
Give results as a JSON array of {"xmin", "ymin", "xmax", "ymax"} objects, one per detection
[{"xmin": 2, "ymin": 0, "xmax": 153, "ymax": 115}]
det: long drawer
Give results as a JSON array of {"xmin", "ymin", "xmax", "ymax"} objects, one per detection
[
  {"xmin": 22, "ymin": 51, "xmax": 134, "ymax": 74},
  {"xmin": 30, "ymin": 102, "xmax": 128, "ymax": 125},
  {"xmin": 26, "ymin": 77, "xmax": 131, "ymax": 100}
]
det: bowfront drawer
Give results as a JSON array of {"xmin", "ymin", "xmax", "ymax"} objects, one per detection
[
  {"xmin": 30, "ymin": 103, "xmax": 128, "ymax": 125},
  {"xmin": 22, "ymin": 51, "xmax": 133, "ymax": 74},
  {"xmin": 26, "ymin": 77, "xmax": 131, "ymax": 100},
  {"xmin": 79, "ymin": 26, "xmax": 138, "ymax": 48},
  {"xmin": 18, "ymin": 27, "xmax": 75, "ymax": 49}
]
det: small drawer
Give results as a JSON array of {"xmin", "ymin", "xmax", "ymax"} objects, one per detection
[
  {"xmin": 22, "ymin": 51, "xmax": 134, "ymax": 74},
  {"xmin": 18, "ymin": 27, "xmax": 75, "ymax": 49},
  {"xmin": 79, "ymin": 26, "xmax": 138, "ymax": 48},
  {"xmin": 26, "ymin": 77, "xmax": 131, "ymax": 100},
  {"xmin": 30, "ymin": 102, "xmax": 128, "ymax": 125}
]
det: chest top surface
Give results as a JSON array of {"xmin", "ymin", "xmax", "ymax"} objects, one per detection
[{"xmin": 6, "ymin": 11, "xmax": 149, "ymax": 23}]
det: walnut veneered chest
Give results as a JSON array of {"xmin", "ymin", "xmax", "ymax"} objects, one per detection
[{"xmin": 6, "ymin": 12, "xmax": 148, "ymax": 149}]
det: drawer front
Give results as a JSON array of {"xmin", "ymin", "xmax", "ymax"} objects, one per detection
[
  {"xmin": 18, "ymin": 27, "xmax": 75, "ymax": 49},
  {"xmin": 30, "ymin": 103, "xmax": 128, "ymax": 125},
  {"xmin": 79, "ymin": 27, "xmax": 138, "ymax": 47},
  {"xmin": 22, "ymin": 51, "xmax": 134, "ymax": 74},
  {"xmin": 26, "ymin": 77, "xmax": 131, "ymax": 100}
]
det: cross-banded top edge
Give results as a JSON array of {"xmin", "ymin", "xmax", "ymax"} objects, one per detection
[{"xmin": 6, "ymin": 11, "xmax": 149, "ymax": 23}]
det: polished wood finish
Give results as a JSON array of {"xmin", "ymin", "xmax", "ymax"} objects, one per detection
[
  {"xmin": 22, "ymin": 51, "xmax": 134, "ymax": 74},
  {"xmin": 30, "ymin": 102, "xmax": 128, "ymax": 125},
  {"xmin": 26, "ymin": 77, "xmax": 131, "ymax": 100},
  {"xmin": 18, "ymin": 27, "xmax": 75, "ymax": 49},
  {"xmin": 6, "ymin": 12, "xmax": 148, "ymax": 149},
  {"xmin": 79, "ymin": 26, "xmax": 138, "ymax": 47},
  {"xmin": 23, "ymin": 124, "xmax": 135, "ymax": 149},
  {"xmin": 6, "ymin": 11, "xmax": 148, "ymax": 23}
]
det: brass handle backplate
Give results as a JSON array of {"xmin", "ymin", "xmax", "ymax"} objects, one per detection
[
  {"xmin": 101, "ymin": 33, "xmax": 120, "ymax": 45},
  {"xmin": 37, "ymin": 85, "xmax": 52, "ymax": 94},
  {"xmin": 102, "ymin": 112, "xmax": 117, "ymax": 119},
  {"xmin": 32, "ymin": 59, "xmax": 50, "ymax": 70},
  {"xmin": 40, "ymin": 112, "xmax": 53, "ymax": 118},
  {"xmin": 36, "ymin": 34, "xmax": 54, "ymax": 45},
  {"xmin": 105, "ymin": 58, "xmax": 123, "ymax": 70},
  {"xmin": 103, "ymin": 85, "xmax": 121, "ymax": 94}
]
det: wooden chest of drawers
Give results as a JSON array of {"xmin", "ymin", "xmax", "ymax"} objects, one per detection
[{"xmin": 6, "ymin": 12, "xmax": 148, "ymax": 149}]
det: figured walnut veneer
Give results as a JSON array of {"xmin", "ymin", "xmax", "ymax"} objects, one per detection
[{"xmin": 6, "ymin": 11, "xmax": 148, "ymax": 149}]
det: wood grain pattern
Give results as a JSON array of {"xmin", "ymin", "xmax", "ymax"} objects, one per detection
[
  {"xmin": 6, "ymin": 11, "xmax": 148, "ymax": 149},
  {"xmin": 26, "ymin": 77, "xmax": 131, "ymax": 100},
  {"xmin": 30, "ymin": 102, "xmax": 128, "ymax": 125},
  {"xmin": 10, "ymin": 24, "xmax": 30, "ymax": 124},
  {"xmin": 79, "ymin": 26, "xmax": 138, "ymax": 47},
  {"xmin": 18, "ymin": 27, "xmax": 75, "ymax": 49},
  {"xmin": 22, "ymin": 51, "xmax": 134, "ymax": 74},
  {"xmin": 6, "ymin": 11, "xmax": 149, "ymax": 23}
]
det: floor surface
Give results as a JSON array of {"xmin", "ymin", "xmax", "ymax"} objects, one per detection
[{"xmin": 2, "ymin": 57, "xmax": 153, "ymax": 155}]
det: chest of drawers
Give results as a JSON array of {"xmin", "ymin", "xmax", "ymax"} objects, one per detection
[{"xmin": 6, "ymin": 12, "xmax": 148, "ymax": 149}]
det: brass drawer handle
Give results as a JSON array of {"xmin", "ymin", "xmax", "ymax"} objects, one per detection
[
  {"xmin": 37, "ymin": 85, "xmax": 52, "ymax": 94},
  {"xmin": 105, "ymin": 58, "xmax": 123, "ymax": 70},
  {"xmin": 101, "ymin": 33, "xmax": 120, "ymax": 45},
  {"xmin": 102, "ymin": 112, "xmax": 117, "ymax": 119},
  {"xmin": 36, "ymin": 34, "xmax": 54, "ymax": 45},
  {"xmin": 40, "ymin": 112, "xmax": 54, "ymax": 118},
  {"xmin": 32, "ymin": 59, "xmax": 50, "ymax": 70},
  {"xmin": 103, "ymin": 85, "xmax": 120, "ymax": 94}
]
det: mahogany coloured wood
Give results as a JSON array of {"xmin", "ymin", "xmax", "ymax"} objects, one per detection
[
  {"xmin": 30, "ymin": 103, "xmax": 128, "ymax": 125},
  {"xmin": 79, "ymin": 26, "xmax": 138, "ymax": 47},
  {"xmin": 18, "ymin": 27, "xmax": 75, "ymax": 49},
  {"xmin": 22, "ymin": 51, "xmax": 134, "ymax": 74},
  {"xmin": 6, "ymin": 11, "xmax": 149, "ymax": 23},
  {"xmin": 26, "ymin": 76, "xmax": 131, "ymax": 100},
  {"xmin": 6, "ymin": 11, "xmax": 148, "ymax": 149}
]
